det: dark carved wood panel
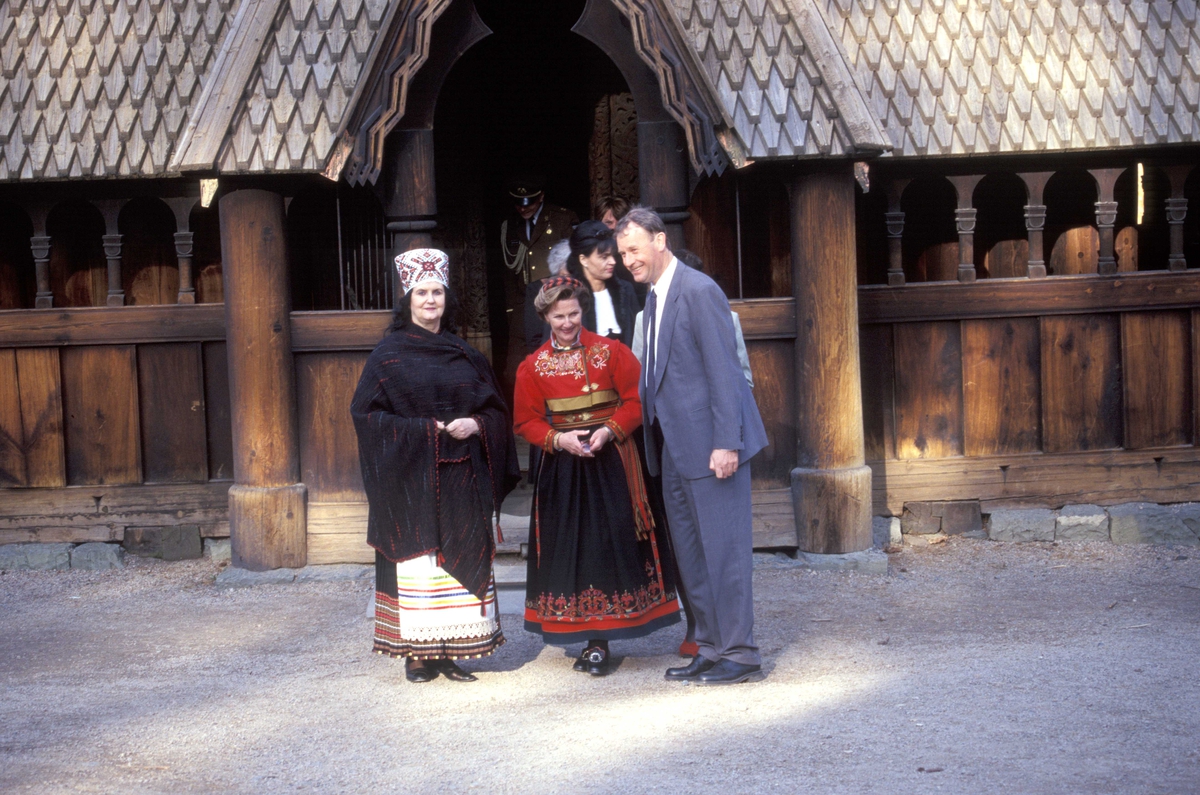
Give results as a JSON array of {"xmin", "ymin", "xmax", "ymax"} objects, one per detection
[
  {"xmin": 1122, "ymin": 311, "xmax": 1192, "ymax": 448},
  {"xmin": 61, "ymin": 345, "xmax": 141, "ymax": 485},
  {"xmin": 202, "ymin": 342, "xmax": 234, "ymax": 481},
  {"xmin": 893, "ymin": 322, "xmax": 964, "ymax": 459},
  {"xmin": 859, "ymin": 324, "xmax": 895, "ymax": 461},
  {"xmin": 15, "ymin": 348, "xmax": 65, "ymax": 487},
  {"xmin": 589, "ymin": 92, "xmax": 640, "ymax": 212},
  {"xmin": 138, "ymin": 343, "xmax": 208, "ymax": 482},
  {"xmin": 296, "ymin": 352, "xmax": 368, "ymax": 502},
  {"xmin": 745, "ymin": 340, "xmax": 794, "ymax": 489},
  {"xmin": 961, "ymin": 318, "xmax": 1041, "ymax": 456},
  {"xmin": 0, "ymin": 349, "xmax": 23, "ymax": 486},
  {"xmin": 683, "ymin": 173, "xmax": 739, "ymax": 295},
  {"xmin": 1041, "ymin": 314, "xmax": 1123, "ymax": 453}
]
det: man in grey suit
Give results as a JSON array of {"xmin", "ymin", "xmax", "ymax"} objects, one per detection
[{"xmin": 616, "ymin": 208, "xmax": 769, "ymax": 685}]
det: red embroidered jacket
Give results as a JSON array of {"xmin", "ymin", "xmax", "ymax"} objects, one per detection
[{"xmin": 513, "ymin": 328, "xmax": 644, "ymax": 452}]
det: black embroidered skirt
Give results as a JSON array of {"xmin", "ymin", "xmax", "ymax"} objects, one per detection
[{"xmin": 524, "ymin": 429, "xmax": 680, "ymax": 644}]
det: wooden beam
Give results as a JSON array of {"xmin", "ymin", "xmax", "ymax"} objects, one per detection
[
  {"xmin": 0, "ymin": 305, "xmax": 226, "ymax": 347},
  {"xmin": 306, "ymin": 490, "xmax": 801, "ymax": 564},
  {"xmin": 170, "ymin": 0, "xmax": 285, "ymax": 173},
  {"xmin": 288, "ymin": 301, "xmax": 800, "ymax": 352},
  {"xmin": 870, "ymin": 447, "xmax": 1200, "ymax": 515},
  {"xmin": 220, "ymin": 189, "xmax": 306, "ymax": 570},
  {"xmin": 0, "ymin": 482, "xmax": 231, "ymax": 542},
  {"xmin": 789, "ymin": 165, "xmax": 873, "ymax": 554},
  {"xmin": 858, "ymin": 271, "xmax": 1200, "ymax": 324}
]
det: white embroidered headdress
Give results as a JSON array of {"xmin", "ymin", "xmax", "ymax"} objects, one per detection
[{"xmin": 394, "ymin": 248, "xmax": 450, "ymax": 294}]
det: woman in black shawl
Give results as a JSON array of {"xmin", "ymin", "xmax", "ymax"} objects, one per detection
[{"xmin": 351, "ymin": 249, "xmax": 519, "ymax": 683}]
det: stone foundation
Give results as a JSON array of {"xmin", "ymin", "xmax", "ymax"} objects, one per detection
[{"xmin": 888, "ymin": 501, "xmax": 1200, "ymax": 546}]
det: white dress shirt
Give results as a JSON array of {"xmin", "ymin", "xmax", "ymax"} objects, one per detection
[
  {"xmin": 647, "ymin": 256, "xmax": 679, "ymax": 380},
  {"xmin": 593, "ymin": 288, "xmax": 621, "ymax": 336}
]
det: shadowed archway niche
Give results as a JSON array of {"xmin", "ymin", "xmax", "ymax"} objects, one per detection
[{"xmin": 331, "ymin": 0, "xmax": 704, "ymax": 375}]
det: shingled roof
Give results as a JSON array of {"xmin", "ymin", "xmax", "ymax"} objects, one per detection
[
  {"xmin": 822, "ymin": 0, "xmax": 1200, "ymax": 156},
  {"xmin": 0, "ymin": 0, "xmax": 242, "ymax": 180},
  {"xmin": 1, "ymin": 0, "xmax": 1197, "ymax": 184}
]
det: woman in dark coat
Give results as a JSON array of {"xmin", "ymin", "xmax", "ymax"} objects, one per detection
[
  {"xmin": 566, "ymin": 221, "xmax": 639, "ymax": 348},
  {"xmin": 351, "ymin": 249, "xmax": 520, "ymax": 684}
]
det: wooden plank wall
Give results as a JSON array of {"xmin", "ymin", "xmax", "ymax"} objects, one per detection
[
  {"xmin": 0, "ymin": 305, "xmax": 232, "ymax": 541},
  {"xmin": 860, "ymin": 271, "xmax": 1200, "ymax": 514}
]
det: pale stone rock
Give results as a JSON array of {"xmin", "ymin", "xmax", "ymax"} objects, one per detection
[
  {"xmin": 294, "ymin": 564, "xmax": 372, "ymax": 583},
  {"xmin": 203, "ymin": 538, "xmax": 232, "ymax": 562},
  {"xmin": 214, "ymin": 567, "xmax": 298, "ymax": 588},
  {"xmin": 1109, "ymin": 503, "xmax": 1200, "ymax": 546},
  {"xmin": 1056, "ymin": 505, "xmax": 1110, "ymax": 543},
  {"xmin": 70, "ymin": 542, "xmax": 125, "ymax": 570},
  {"xmin": 0, "ymin": 543, "xmax": 73, "ymax": 571},
  {"xmin": 987, "ymin": 509, "xmax": 1056, "ymax": 542}
]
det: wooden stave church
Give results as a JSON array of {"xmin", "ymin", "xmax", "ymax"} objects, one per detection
[{"xmin": 0, "ymin": 0, "xmax": 1198, "ymax": 569}]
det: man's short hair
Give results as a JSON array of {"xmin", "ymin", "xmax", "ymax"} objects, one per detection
[
  {"xmin": 593, "ymin": 195, "xmax": 631, "ymax": 222},
  {"xmin": 547, "ymin": 240, "xmax": 571, "ymax": 275},
  {"xmin": 614, "ymin": 206, "xmax": 668, "ymax": 240}
]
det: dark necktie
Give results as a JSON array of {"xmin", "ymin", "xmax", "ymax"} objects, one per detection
[{"xmin": 644, "ymin": 288, "xmax": 657, "ymax": 423}]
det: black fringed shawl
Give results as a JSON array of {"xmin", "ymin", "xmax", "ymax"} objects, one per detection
[{"xmin": 351, "ymin": 325, "xmax": 520, "ymax": 601}]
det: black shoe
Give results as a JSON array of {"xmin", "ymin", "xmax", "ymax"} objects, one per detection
[
  {"xmin": 405, "ymin": 659, "xmax": 438, "ymax": 683},
  {"xmin": 664, "ymin": 655, "xmax": 717, "ymax": 681},
  {"xmin": 584, "ymin": 646, "xmax": 609, "ymax": 677},
  {"xmin": 573, "ymin": 647, "xmax": 591, "ymax": 673},
  {"xmin": 692, "ymin": 659, "xmax": 764, "ymax": 686},
  {"xmin": 432, "ymin": 659, "xmax": 478, "ymax": 682}
]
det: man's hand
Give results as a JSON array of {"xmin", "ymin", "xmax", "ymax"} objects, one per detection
[
  {"xmin": 587, "ymin": 426, "xmax": 613, "ymax": 454},
  {"xmin": 442, "ymin": 418, "xmax": 480, "ymax": 439},
  {"xmin": 557, "ymin": 430, "xmax": 594, "ymax": 457},
  {"xmin": 709, "ymin": 448, "xmax": 739, "ymax": 479}
]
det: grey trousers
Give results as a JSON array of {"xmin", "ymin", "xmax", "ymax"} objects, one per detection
[{"xmin": 660, "ymin": 441, "xmax": 760, "ymax": 666}]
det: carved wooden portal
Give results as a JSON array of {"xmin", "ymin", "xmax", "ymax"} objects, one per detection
[{"xmin": 589, "ymin": 93, "xmax": 641, "ymax": 211}]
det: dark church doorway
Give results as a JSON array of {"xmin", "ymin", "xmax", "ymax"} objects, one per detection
[{"xmin": 433, "ymin": 0, "xmax": 637, "ymax": 395}]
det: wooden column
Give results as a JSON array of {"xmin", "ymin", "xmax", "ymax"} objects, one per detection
[
  {"xmin": 26, "ymin": 202, "xmax": 53, "ymax": 308},
  {"xmin": 948, "ymin": 175, "xmax": 984, "ymax": 283},
  {"xmin": 382, "ymin": 128, "xmax": 437, "ymax": 305},
  {"xmin": 885, "ymin": 179, "xmax": 909, "ymax": 286},
  {"xmin": 788, "ymin": 165, "xmax": 872, "ymax": 554},
  {"xmin": 1165, "ymin": 165, "xmax": 1194, "ymax": 271},
  {"xmin": 97, "ymin": 200, "xmax": 126, "ymax": 307},
  {"xmin": 1019, "ymin": 172, "xmax": 1052, "ymax": 278},
  {"xmin": 638, "ymin": 120, "xmax": 690, "ymax": 249},
  {"xmin": 167, "ymin": 198, "xmax": 198, "ymax": 303},
  {"xmin": 1090, "ymin": 168, "xmax": 1122, "ymax": 275},
  {"xmin": 219, "ymin": 189, "xmax": 306, "ymax": 570}
]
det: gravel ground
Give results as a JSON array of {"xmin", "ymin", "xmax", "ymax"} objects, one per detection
[{"xmin": 2, "ymin": 537, "xmax": 1199, "ymax": 794}]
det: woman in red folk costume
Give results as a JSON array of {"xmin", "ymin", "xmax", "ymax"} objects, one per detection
[
  {"xmin": 352, "ymin": 249, "xmax": 519, "ymax": 684},
  {"xmin": 514, "ymin": 277, "xmax": 679, "ymax": 676}
]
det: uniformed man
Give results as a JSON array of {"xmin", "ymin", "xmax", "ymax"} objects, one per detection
[{"xmin": 500, "ymin": 177, "xmax": 579, "ymax": 284}]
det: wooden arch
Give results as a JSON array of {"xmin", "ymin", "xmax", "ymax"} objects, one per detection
[{"xmin": 327, "ymin": 0, "xmax": 730, "ymax": 187}]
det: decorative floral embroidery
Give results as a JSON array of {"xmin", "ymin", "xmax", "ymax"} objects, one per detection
[
  {"xmin": 534, "ymin": 348, "xmax": 585, "ymax": 379},
  {"xmin": 587, "ymin": 344, "xmax": 611, "ymax": 370},
  {"xmin": 530, "ymin": 579, "xmax": 672, "ymax": 622}
]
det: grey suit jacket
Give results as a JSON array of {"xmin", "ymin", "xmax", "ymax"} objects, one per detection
[{"xmin": 640, "ymin": 263, "xmax": 769, "ymax": 479}]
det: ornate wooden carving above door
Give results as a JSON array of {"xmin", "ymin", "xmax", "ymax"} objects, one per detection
[{"xmin": 328, "ymin": 0, "xmax": 732, "ymax": 187}]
